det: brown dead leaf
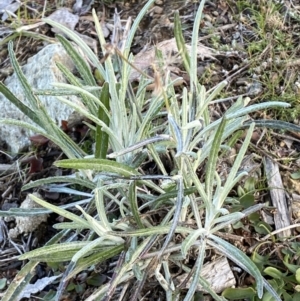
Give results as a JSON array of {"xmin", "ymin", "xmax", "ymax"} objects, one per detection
[
  {"xmin": 129, "ymin": 38, "xmax": 216, "ymax": 82},
  {"xmin": 29, "ymin": 134, "xmax": 49, "ymax": 147},
  {"xmin": 21, "ymin": 156, "xmax": 43, "ymax": 174}
]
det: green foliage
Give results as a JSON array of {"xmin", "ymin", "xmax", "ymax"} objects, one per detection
[
  {"xmin": 95, "ymin": 82, "xmax": 110, "ymax": 159},
  {"xmin": 222, "ymin": 287, "xmax": 257, "ymax": 300},
  {"xmin": 231, "ymin": 0, "xmax": 300, "ymax": 122},
  {"xmin": 1, "ymin": 0, "xmax": 300, "ymax": 300},
  {"xmin": 223, "ymin": 242, "xmax": 300, "ymax": 300}
]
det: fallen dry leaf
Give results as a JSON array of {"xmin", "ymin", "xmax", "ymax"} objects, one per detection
[{"xmin": 129, "ymin": 38, "xmax": 216, "ymax": 82}]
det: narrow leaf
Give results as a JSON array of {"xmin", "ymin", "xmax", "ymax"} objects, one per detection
[
  {"xmin": 67, "ymin": 244, "xmax": 125, "ymax": 279},
  {"xmin": 190, "ymin": 0, "xmax": 206, "ymax": 92},
  {"xmin": 22, "ymin": 176, "xmax": 95, "ymax": 191},
  {"xmin": 0, "ymin": 82, "xmax": 40, "ymax": 126},
  {"xmin": 227, "ymin": 102, "xmax": 290, "ymax": 120},
  {"xmin": 174, "ymin": 11, "xmax": 190, "ymax": 73},
  {"xmin": 181, "ymin": 229, "xmax": 206, "ymax": 257},
  {"xmin": 55, "ymin": 159, "xmax": 139, "ymax": 177},
  {"xmin": 110, "ymin": 225, "xmax": 192, "ymax": 237},
  {"xmin": 43, "ymin": 18, "xmax": 106, "ymax": 79},
  {"xmin": 205, "ymin": 117, "xmax": 227, "ymax": 201},
  {"xmin": 183, "ymin": 241, "xmax": 207, "ymax": 301},
  {"xmin": 208, "ymin": 235, "xmax": 264, "ymax": 298},
  {"xmin": 217, "ymin": 123, "xmax": 255, "ymax": 207},
  {"xmin": 129, "ymin": 181, "xmax": 144, "ymax": 229},
  {"xmin": 56, "ymin": 34, "xmax": 98, "ymax": 90},
  {"xmin": 55, "ymin": 62, "xmax": 98, "ymax": 115},
  {"xmin": 29, "ymin": 193, "xmax": 90, "ymax": 228},
  {"xmin": 8, "ymin": 42, "xmax": 43, "ymax": 113},
  {"xmin": 94, "ymin": 184, "xmax": 111, "ymax": 231},
  {"xmin": 95, "ymin": 82, "xmax": 110, "ymax": 159},
  {"xmin": 243, "ymin": 119, "xmax": 300, "ymax": 132},
  {"xmin": 168, "ymin": 114, "xmax": 183, "ymax": 156},
  {"xmin": 159, "ymin": 176, "xmax": 184, "ymax": 255}
]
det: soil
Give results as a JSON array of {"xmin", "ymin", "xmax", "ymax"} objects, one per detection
[{"xmin": 1, "ymin": 0, "xmax": 300, "ymax": 300}]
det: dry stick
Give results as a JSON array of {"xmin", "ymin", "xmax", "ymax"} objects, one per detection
[
  {"xmin": 176, "ymin": 263, "xmax": 197, "ymax": 291},
  {"xmin": 225, "ymin": 63, "xmax": 250, "ymax": 83},
  {"xmin": 271, "ymin": 131, "xmax": 300, "ymax": 144},
  {"xmin": 210, "ymin": 93, "xmax": 249, "ymax": 104},
  {"xmin": 130, "ymin": 256, "xmax": 158, "ymax": 301},
  {"xmin": 103, "ymin": 250, "xmax": 127, "ymax": 301},
  {"xmin": 117, "ymin": 281, "xmax": 130, "ymax": 301},
  {"xmin": 249, "ymin": 142, "xmax": 294, "ymax": 171},
  {"xmin": 41, "ymin": 0, "xmax": 47, "ymax": 18},
  {"xmin": 137, "ymin": 235, "xmax": 160, "ymax": 260},
  {"xmin": 1, "ymin": 184, "xmax": 13, "ymax": 198},
  {"xmin": 261, "ymin": 224, "xmax": 300, "ymax": 241},
  {"xmin": 198, "ymin": 23, "xmax": 237, "ymax": 41},
  {"xmin": 248, "ymin": 223, "xmax": 300, "ymax": 253}
]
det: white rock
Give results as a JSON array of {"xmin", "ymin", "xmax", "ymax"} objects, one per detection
[
  {"xmin": 0, "ymin": 43, "xmax": 82, "ymax": 154},
  {"xmin": 8, "ymin": 193, "xmax": 48, "ymax": 239}
]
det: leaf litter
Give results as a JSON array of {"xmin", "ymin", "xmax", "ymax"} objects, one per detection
[{"xmin": 1, "ymin": 0, "xmax": 300, "ymax": 300}]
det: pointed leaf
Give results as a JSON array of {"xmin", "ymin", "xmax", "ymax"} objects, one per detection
[
  {"xmin": 205, "ymin": 117, "xmax": 227, "ymax": 201},
  {"xmin": 19, "ymin": 242, "xmax": 90, "ymax": 262},
  {"xmin": 243, "ymin": 119, "xmax": 300, "ymax": 132},
  {"xmin": 95, "ymin": 82, "xmax": 110, "ymax": 159},
  {"xmin": 22, "ymin": 176, "xmax": 95, "ymax": 191},
  {"xmin": 29, "ymin": 193, "xmax": 90, "ymax": 228},
  {"xmin": 181, "ymin": 229, "xmax": 206, "ymax": 257},
  {"xmin": 55, "ymin": 159, "xmax": 139, "ymax": 177},
  {"xmin": 56, "ymin": 34, "xmax": 98, "ymax": 89},
  {"xmin": 208, "ymin": 235, "xmax": 264, "ymax": 298},
  {"xmin": 0, "ymin": 82, "xmax": 40, "ymax": 126},
  {"xmin": 128, "ymin": 181, "xmax": 144, "ymax": 229},
  {"xmin": 174, "ymin": 11, "xmax": 190, "ymax": 73},
  {"xmin": 43, "ymin": 18, "xmax": 106, "ymax": 79},
  {"xmin": 67, "ymin": 244, "xmax": 124, "ymax": 279}
]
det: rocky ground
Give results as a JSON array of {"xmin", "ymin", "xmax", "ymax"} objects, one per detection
[{"xmin": 1, "ymin": 0, "xmax": 300, "ymax": 300}]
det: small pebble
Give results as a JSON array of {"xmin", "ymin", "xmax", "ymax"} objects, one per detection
[
  {"xmin": 247, "ymin": 81, "xmax": 263, "ymax": 96},
  {"xmin": 261, "ymin": 61, "xmax": 268, "ymax": 69},
  {"xmin": 203, "ymin": 14, "xmax": 213, "ymax": 22},
  {"xmin": 151, "ymin": 6, "xmax": 164, "ymax": 15},
  {"xmin": 253, "ymin": 66, "xmax": 261, "ymax": 74}
]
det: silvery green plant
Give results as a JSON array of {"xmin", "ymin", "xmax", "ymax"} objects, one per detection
[{"xmin": 1, "ymin": 0, "xmax": 298, "ymax": 300}]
